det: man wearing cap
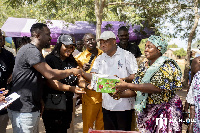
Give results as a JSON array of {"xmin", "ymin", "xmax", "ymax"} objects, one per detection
[
  {"xmin": 81, "ymin": 31, "xmax": 138, "ymax": 131},
  {"xmin": 0, "ymin": 29, "xmax": 15, "ymax": 133},
  {"xmin": 75, "ymin": 33, "xmax": 104, "ymax": 133},
  {"xmin": 117, "ymin": 26, "xmax": 142, "ymax": 58},
  {"xmin": 7, "ymin": 23, "xmax": 85, "ymax": 133},
  {"xmin": 42, "ymin": 34, "xmax": 86, "ymax": 133}
]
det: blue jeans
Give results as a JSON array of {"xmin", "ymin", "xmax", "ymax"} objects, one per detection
[{"xmin": 7, "ymin": 109, "xmax": 40, "ymax": 133}]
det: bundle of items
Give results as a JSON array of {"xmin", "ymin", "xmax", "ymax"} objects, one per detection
[{"xmin": 91, "ymin": 74, "xmax": 120, "ymax": 93}]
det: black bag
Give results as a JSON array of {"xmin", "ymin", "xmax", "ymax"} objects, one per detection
[{"xmin": 44, "ymin": 94, "xmax": 66, "ymax": 111}]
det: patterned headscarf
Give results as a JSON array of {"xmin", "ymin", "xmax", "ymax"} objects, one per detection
[{"xmin": 148, "ymin": 35, "xmax": 168, "ymax": 55}]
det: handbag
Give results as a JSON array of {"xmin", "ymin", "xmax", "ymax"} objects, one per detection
[{"xmin": 44, "ymin": 93, "xmax": 67, "ymax": 111}]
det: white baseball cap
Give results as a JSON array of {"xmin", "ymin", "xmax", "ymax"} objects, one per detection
[{"xmin": 98, "ymin": 31, "xmax": 116, "ymax": 41}]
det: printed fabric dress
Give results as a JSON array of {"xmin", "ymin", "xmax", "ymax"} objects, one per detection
[
  {"xmin": 134, "ymin": 59, "xmax": 183, "ymax": 133},
  {"xmin": 186, "ymin": 71, "xmax": 200, "ymax": 132}
]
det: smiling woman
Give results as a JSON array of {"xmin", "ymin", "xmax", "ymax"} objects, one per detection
[
  {"xmin": 144, "ymin": 41, "xmax": 162, "ymax": 64},
  {"xmin": 115, "ymin": 35, "xmax": 183, "ymax": 133},
  {"xmin": 42, "ymin": 34, "xmax": 81, "ymax": 133}
]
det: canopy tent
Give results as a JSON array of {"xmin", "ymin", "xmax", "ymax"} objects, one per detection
[{"xmin": 1, "ymin": 17, "xmax": 154, "ymax": 46}]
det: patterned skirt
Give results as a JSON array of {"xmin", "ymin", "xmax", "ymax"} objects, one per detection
[{"xmin": 137, "ymin": 95, "xmax": 182, "ymax": 133}]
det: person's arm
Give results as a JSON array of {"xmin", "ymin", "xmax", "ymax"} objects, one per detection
[
  {"xmin": 0, "ymin": 88, "xmax": 8, "ymax": 102},
  {"xmin": 183, "ymin": 101, "xmax": 190, "ymax": 120},
  {"xmin": 121, "ymin": 74, "xmax": 135, "ymax": 83},
  {"xmin": 46, "ymin": 79, "xmax": 85, "ymax": 94},
  {"xmin": 119, "ymin": 89, "xmax": 136, "ymax": 98},
  {"xmin": 114, "ymin": 79, "xmax": 161, "ymax": 95},
  {"xmin": 81, "ymin": 70, "xmax": 93, "ymax": 82},
  {"xmin": 7, "ymin": 74, "xmax": 12, "ymax": 84},
  {"xmin": 7, "ymin": 52, "xmax": 15, "ymax": 84},
  {"xmin": 191, "ymin": 57, "xmax": 200, "ymax": 80},
  {"xmin": 77, "ymin": 75, "xmax": 87, "ymax": 89},
  {"xmin": 33, "ymin": 62, "xmax": 82, "ymax": 80},
  {"xmin": 111, "ymin": 89, "xmax": 136, "ymax": 99},
  {"xmin": 82, "ymin": 63, "xmax": 91, "ymax": 71},
  {"xmin": 126, "ymin": 82, "xmax": 161, "ymax": 93},
  {"xmin": 188, "ymin": 105, "xmax": 195, "ymax": 133}
]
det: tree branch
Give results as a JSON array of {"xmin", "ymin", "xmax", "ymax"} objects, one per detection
[{"xmin": 182, "ymin": 0, "xmax": 199, "ymax": 90}]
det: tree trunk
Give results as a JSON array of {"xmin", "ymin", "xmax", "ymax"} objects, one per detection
[
  {"xmin": 182, "ymin": 0, "xmax": 199, "ymax": 90},
  {"xmin": 95, "ymin": 0, "xmax": 105, "ymax": 47}
]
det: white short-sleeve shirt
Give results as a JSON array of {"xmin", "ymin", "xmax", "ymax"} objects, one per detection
[{"xmin": 91, "ymin": 47, "xmax": 138, "ymax": 111}]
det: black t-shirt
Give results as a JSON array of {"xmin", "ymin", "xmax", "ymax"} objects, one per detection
[
  {"xmin": 0, "ymin": 48, "xmax": 15, "ymax": 115},
  {"xmin": 0, "ymin": 48, "xmax": 15, "ymax": 88},
  {"xmin": 9, "ymin": 43, "xmax": 45, "ymax": 112},
  {"xmin": 44, "ymin": 54, "xmax": 78, "ymax": 100},
  {"xmin": 118, "ymin": 41, "xmax": 142, "ymax": 58}
]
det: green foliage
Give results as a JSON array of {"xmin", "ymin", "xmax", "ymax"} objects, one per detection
[
  {"xmin": 192, "ymin": 39, "xmax": 200, "ymax": 48},
  {"xmin": 159, "ymin": 1, "xmax": 200, "ymax": 39},
  {"xmin": 167, "ymin": 43, "xmax": 178, "ymax": 49},
  {"xmin": 1, "ymin": 0, "xmax": 176, "ymax": 36},
  {"xmin": 173, "ymin": 48, "xmax": 187, "ymax": 58},
  {"xmin": 138, "ymin": 38, "xmax": 147, "ymax": 55},
  {"xmin": 2, "ymin": 0, "xmax": 199, "ymax": 41}
]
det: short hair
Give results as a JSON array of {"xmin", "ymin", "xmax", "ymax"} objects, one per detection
[
  {"xmin": 17, "ymin": 36, "xmax": 31, "ymax": 48},
  {"xmin": 118, "ymin": 26, "xmax": 128, "ymax": 33},
  {"xmin": 82, "ymin": 33, "xmax": 95, "ymax": 42},
  {"xmin": 30, "ymin": 23, "xmax": 47, "ymax": 37}
]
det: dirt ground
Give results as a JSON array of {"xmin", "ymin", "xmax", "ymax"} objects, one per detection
[{"xmin": 6, "ymin": 89, "xmax": 189, "ymax": 133}]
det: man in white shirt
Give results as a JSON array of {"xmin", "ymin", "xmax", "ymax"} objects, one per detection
[{"xmin": 81, "ymin": 31, "xmax": 138, "ymax": 131}]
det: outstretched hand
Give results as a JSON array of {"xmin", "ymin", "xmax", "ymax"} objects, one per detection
[
  {"xmin": 83, "ymin": 63, "xmax": 91, "ymax": 71},
  {"xmin": 108, "ymin": 93, "xmax": 120, "ymax": 100},
  {"xmin": 113, "ymin": 79, "xmax": 128, "ymax": 95},
  {"xmin": 0, "ymin": 88, "xmax": 8, "ymax": 102},
  {"xmin": 70, "ymin": 86, "xmax": 86, "ymax": 94},
  {"xmin": 71, "ymin": 67, "xmax": 83, "ymax": 76}
]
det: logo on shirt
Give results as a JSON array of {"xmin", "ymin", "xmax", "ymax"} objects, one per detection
[
  {"xmin": 0, "ymin": 63, "xmax": 6, "ymax": 83},
  {"xmin": 118, "ymin": 60, "xmax": 123, "ymax": 69},
  {"xmin": 0, "ymin": 64, "xmax": 6, "ymax": 72},
  {"xmin": 64, "ymin": 66, "xmax": 77, "ymax": 84}
]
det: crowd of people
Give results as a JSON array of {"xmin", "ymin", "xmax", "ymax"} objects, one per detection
[{"xmin": 0, "ymin": 22, "xmax": 199, "ymax": 133}]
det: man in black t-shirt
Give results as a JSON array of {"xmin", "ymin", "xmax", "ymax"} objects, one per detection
[
  {"xmin": 0, "ymin": 29, "xmax": 15, "ymax": 133},
  {"xmin": 117, "ymin": 26, "xmax": 142, "ymax": 58},
  {"xmin": 8, "ymin": 23, "xmax": 85, "ymax": 133},
  {"xmin": 117, "ymin": 26, "xmax": 142, "ymax": 131}
]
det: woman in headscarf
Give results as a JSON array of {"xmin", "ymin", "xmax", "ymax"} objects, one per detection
[{"xmin": 114, "ymin": 35, "xmax": 183, "ymax": 133}]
